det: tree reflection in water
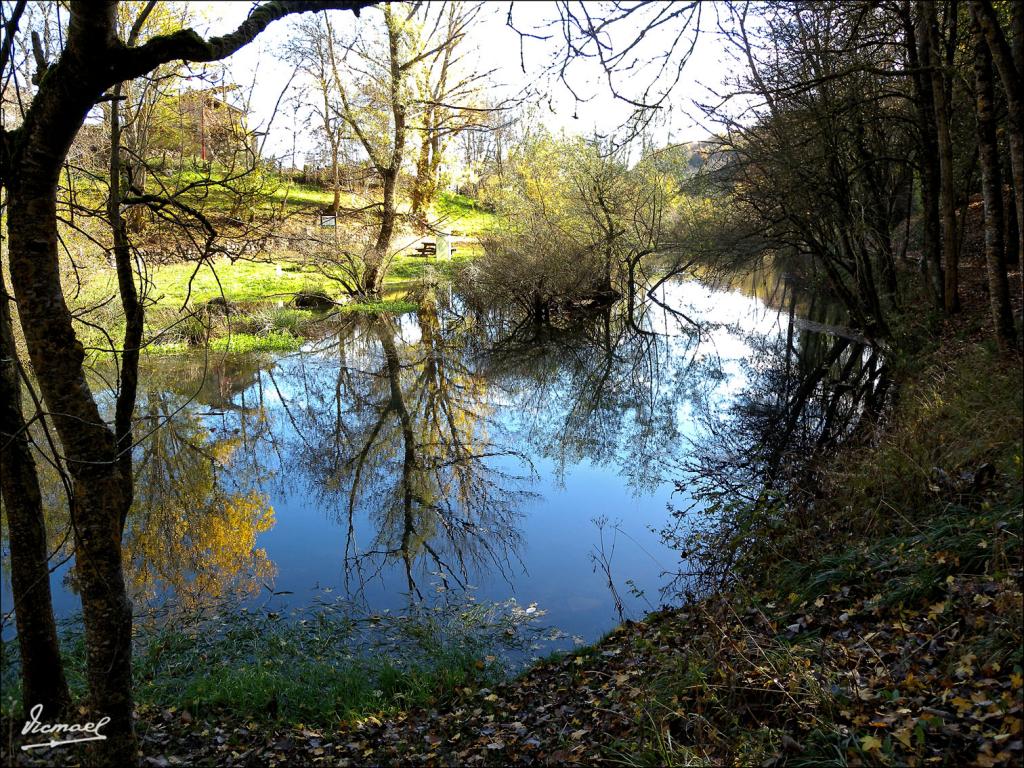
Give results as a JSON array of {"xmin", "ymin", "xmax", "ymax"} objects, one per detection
[
  {"xmin": 126, "ymin": 384, "xmax": 277, "ymax": 613},
  {"xmin": 262, "ymin": 283, "xmax": 712, "ymax": 603},
  {"xmin": 2, "ymin": 269, "xmax": 885, "ymax": 632},
  {"xmin": 664, "ymin": 272, "xmax": 891, "ymax": 597},
  {"xmin": 283, "ymin": 287, "xmax": 534, "ymax": 600},
  {"xmin": 4, "ymin": 357, "xmax": 282, "ymax": 623},
  {"xmin": 479, "ymin": 298, "xmax": 706, "ymax": 493}
]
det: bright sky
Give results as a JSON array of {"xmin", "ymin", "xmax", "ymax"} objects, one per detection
[{"xmin": 192, "ymin": 1, "xmax": 734, "ymax": 165}]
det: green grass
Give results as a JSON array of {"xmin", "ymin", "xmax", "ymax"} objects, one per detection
[
  {"xmin": 1, "ymin": 598, "xmax": 546, "ymax": 728},
  {"xmin": 342, "ymin": 298, "xmax": 418, "ymax": 314},
  {"xmin": 270, "ymin": 182, "xmax": 368, "ymax": 210},
  {"xmin": 133, "ymin": 609, "xmax": 496, "ymax": 725},
  {"xmin": 70, "ymin": 257, "xmax": 435, "ymax": 358},
  {"xmin": 208, "ymin": 330, "xmax": 302, "ymax": 354},
  {"xmin": 776, "ymin": 494, "xmax": 1022, "ymax": 607},
  {"xmin": 149, "ymin": 261, "xmax": 333, "ymax": 307},
  {"xmin": 430, "ymin": 191, "xmax": 497, "ymax": 237},
  {"xmin": 388, "ymin": 250, "xmax": 476, "ymax": 282},
  {"xmin": 61, "ymin": 183, "xmax": 494, "ymax": 346}
]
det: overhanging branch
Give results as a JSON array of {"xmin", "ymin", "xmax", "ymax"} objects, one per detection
[{"xmin": 113, "ymin": 1, "xmax": 376, "ymax": 82}]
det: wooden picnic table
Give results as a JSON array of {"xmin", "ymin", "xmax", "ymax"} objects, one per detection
[{"xmin": 412, "ymin": 240, "xmax": 457, "ymax": 258}]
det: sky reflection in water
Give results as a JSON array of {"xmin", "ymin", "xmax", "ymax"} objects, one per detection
[{"xmin": 2, "ymin": 275, "xmax": 815, "ymax": 646}]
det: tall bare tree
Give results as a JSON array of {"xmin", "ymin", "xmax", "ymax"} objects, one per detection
[
  {"xmin": 970, "ymin": 0, "xmax": 1024, "ymax": 300},
  {"xmin": 289, "ymin": 12, "xmax": 351, "ymax": 216},
  {"xmin": 409, "ymin": 1, "xmax": 493, "ymax": 218},
  {"xmin": 0, "ymin": 2, "xmax": 373, "ymax": 761},
  {"xmin": 972, "ymin": 14, "xmax": 1017, "ymax": 347},
  {"xmin": 923, "ymin": 1, "xmax": 961, "ymax": 313}
]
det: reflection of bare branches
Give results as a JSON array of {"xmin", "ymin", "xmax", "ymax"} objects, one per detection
[
  {"xmin": 664, "ymin": 302, "xmax": 891, "ymax": 598},
  {"xmin": 482, "ymin": 291, "xmax": 702, "ymax": 491},
  {"xmin": 278, "ymin": 290, "xmax": 533, "ymax": 603}
]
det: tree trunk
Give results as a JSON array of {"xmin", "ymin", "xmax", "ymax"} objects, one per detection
[
  {"xmin": 926, "ymin": 1, "xmax": 960, "ymax": 313},
  {"xmin": 974, "ymin": 20, "xmax": 1018, "ymax": 347},
  {"xmin": 109, "ymin": 82, "xmax": 143, "ymax": 532},
  {"xmin": 1013, "ymin": 1, "xmax": 1024, "ymax": 297},
  {"xmin": 9, "ymin": 199, "xmax": 137, "ymax": 767},
  {"xmin": 331, "ymin": 142, "xmax": 341, "ymax": 217},
  {"xmin": 1009, "ymin": 184, "xmax": 1020, "ymax": 265},
  {"xmin": 366, "ymin": 166, "xmax": 398, "ymax": 295},
  {"xmin": 5, "ymin": 10, "xmax": 137, "ymax": 760},
  {"xmin": 909, "ymin": 1, "xmax": 945, "ymax": 308},
  {"xmin": 365, "ymin": 6, "xmax": 407, "ymax": 297},
  {"xmin": 411, "ymin": 128, "xmax": 431, "ymax": 217},
  {"xmin": 8, "ymin": 177, "xmax": 138, "ymax": 768},
  {"xmin": 0, "ymin": 270, "xmax": 71, "ymax": 720},
  {"xmin": 972, "ymin": 0, "xmax": 1024, "ymax": 298}
]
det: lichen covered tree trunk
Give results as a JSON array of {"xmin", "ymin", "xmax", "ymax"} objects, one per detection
[
  {"xmin": 0, "ymin": 270, "xmax": 71, "ymax": 720},
  {"xmin": 3, "ymin": 6, "xmax": 137, "ymax": 760},
  {"xmin": 973, "ymin": 19, "xmax": 1017, "ymax": 348},
  {"xmin": 7, "ymin": 153, "xmax": 138, "ymax": 768}
]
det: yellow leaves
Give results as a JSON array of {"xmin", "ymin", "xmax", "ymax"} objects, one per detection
[
  {"xmin": 860, "ymin": 734, "xmax": 883, "ymax": 753},
  {"xmin": 1009, "ymin": 672, "xmax": 1023, "ymax": 689},
  {"xmin": 927, "ymin": 601, "xmax": 946, "ymax": 619},
  {"xmin": 951, "ymin": 697, "xmax": 973, "ymax": 714},
  {"xmin": 956, "ymin": 654, "xmax": 978, "ymax": 679},
  {"xmin": 973, "ymin": 593, "xmax": 994, "ymax": 608},
  {"xmin": 211, "ymin": 435, "xmax": 241, "ymax": 465},
  {"xmin": 125, "ymin": 486, "xmax": 277, "ymax": 609},
  {"xmin": 970, "ymin": 691, "xmax": 993, "ymax": 707}
]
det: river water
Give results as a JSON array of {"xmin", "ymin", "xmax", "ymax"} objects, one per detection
[{"xmin": 2, "ymin": 271, "xmax": 881, "ymax": 649}]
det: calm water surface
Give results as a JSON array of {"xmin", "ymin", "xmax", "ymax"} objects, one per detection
[{"xmin": 2, "ymin": 274, "xmax": 847, "ymax": 646}]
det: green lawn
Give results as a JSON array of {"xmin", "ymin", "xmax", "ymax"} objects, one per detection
[
  {"xmin": 140, "ymin": 253, "xmax": 470, "ymax": 308},
  {"xmin": 431, "ymin": 191, "xmax": 497, "ymax": 237},
  {"xmin": 57, "ymin": 179, "xmax": 494, "ymax": 357},
  {"xmin": 269, "ymin": 184, "xmax": 497, "ymax": 237},
  {"xmin": 269, "ymin": 182, "xmax": 366, "ymax": 210},
  {"xmin": 69, "ymin": 253, "xmax": 467, "ymax": 357}
]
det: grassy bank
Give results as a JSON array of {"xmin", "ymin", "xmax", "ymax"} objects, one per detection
[
  {"xmin": 51, "ymin": 185, "xmax": 492, "ymax": 359},
  {"xmin": 67, "ymin": 251, "xmax": 471, "ymax": 358},
  {"xmin": 1, "ymin": 598, "xmax": 550, "ymax": 760},
  {"xmin": 615, "ymin": 335, "xmax": 1023, "ymax": 766}
]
